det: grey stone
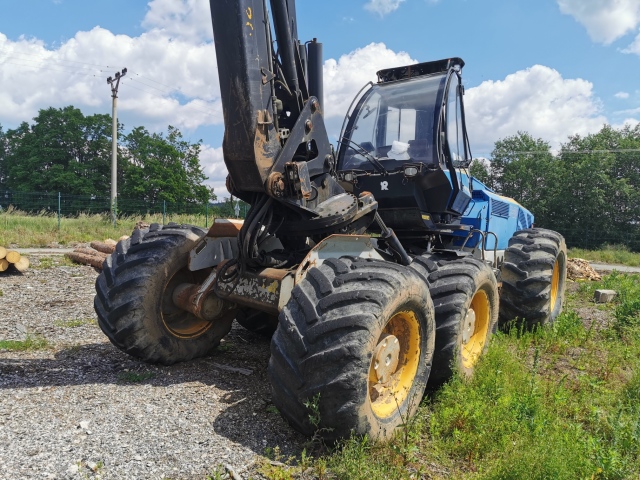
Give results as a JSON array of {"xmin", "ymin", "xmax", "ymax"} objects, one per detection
[{"xmin": 594, "ymin": 289, "xmax": 617, "ymax": 303}]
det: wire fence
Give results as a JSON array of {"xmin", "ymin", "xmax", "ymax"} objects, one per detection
[
  {"xmin": 1, "ymin": 190, "xmax": 638, "ymax": 251},
  {"xmin": 557, "ymin": 226, "xmax": 640, "ymax": 253},
  {"xmin": 0, "ymin": 190, "xmax": 248, "ymax": 228}
]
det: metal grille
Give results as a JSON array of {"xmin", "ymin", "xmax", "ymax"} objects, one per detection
[{"xmin": 491, "ymin": 198, "xmax": 510, "ymax": 218}]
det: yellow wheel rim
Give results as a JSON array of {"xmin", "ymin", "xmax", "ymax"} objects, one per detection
[
  {"xmin": 368, "ymin": 311, "xmax": 421, "ymax": 419},
  {"xmin": 461, "ymin": 290, "xmax": 490, "ymax": 369},
  {"xmin": 550, "ymin": 258, "xmax": 560, "ymax": 310}
]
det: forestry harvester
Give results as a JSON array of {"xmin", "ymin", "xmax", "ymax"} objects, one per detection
[{"xmin": 94, "ymin": 0, "xmax": 568, "ymax": 440}]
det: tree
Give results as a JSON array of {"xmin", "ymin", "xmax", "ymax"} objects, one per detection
[
  {"xmin": 489, "ymin": 132, "xmax": 557, "ymax": 225},
  {"xmin": 553, "ymin": 124, "xmax": 640, "ymax": 249},
  {"xmin": 215, "ymin": 196, "xmax": 248, "ymax": 218},
  {"xmin": 469, "ymin": 158, "xmax": 490, "ymax": 185},
  {"xmin": 120, "ymin": 125, "xmax": 213, "ymax": 208},
  {"xmin": 1, "ymin": 107, "xmax": 215, "ymax": 214},
  {"xmin": 2, "ymin": 107, "xmax": 113, "ymax": 195}
]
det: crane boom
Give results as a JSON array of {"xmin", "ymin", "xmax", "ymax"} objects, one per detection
[{"xmin": 210, "ymin": 0, "xmax": 377, "ymax": 237}]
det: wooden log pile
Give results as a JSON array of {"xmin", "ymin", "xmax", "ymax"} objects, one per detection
[
  {"xmin": 0, "ymin": 246, "xmax": 30, "ymax": 273},
  {"xmin": 66, "ymin": 238, "xmax": 127, "ymax": 271},
  {"xmin": 567, "ymin": 258, "xmax": 602, "ymax": 281}
]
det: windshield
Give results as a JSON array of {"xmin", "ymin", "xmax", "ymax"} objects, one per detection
[{"xmin": 338, "ymin": 73, "xmax": 447, "ymax": 171}]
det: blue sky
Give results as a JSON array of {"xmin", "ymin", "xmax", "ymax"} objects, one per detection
[{"xmin": 1, "ymin": 0, "xmax": 639, "ymax": 197}]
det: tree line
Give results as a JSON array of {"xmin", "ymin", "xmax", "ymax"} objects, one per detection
[
  {"xmin": 0, "ymin": 106, "xmax": 215, "ymax": 209},
  {"xmin": 1, "ymin": 106, "xmax": 639, "ymax": 250},
  {"xmin": 471, "ymin": 124, "xmax": 640, "ymax": 251}
]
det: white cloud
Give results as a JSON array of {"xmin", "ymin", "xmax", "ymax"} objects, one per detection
[
  {"xmin": 199, "ymin": 144, "xmax": 228, "ymax": 195},
  {"xmin": 0, "ymin": 25, "xmax": 220, "ymax": 131},
  {"xmin": 615, "ymin": 106, "xmax": 640, "ymax": 115},
  {"xmin": 615, "ymin": 91, "xmax": 630, "ymax": 99},
  {"xmin": 364, "ymin": 0, "xmax": 405, "ymax": 17},
  {"xmin": 622, "ymin": 32, "xmax": 640, "ymax": 54},
  {"xmin": 142, "ymin": 0, "xmax": 213, "ymax": 42},
  {"xmin": 612, "ymin": 118, "xmax": 640, "ymax": 130},
  {"xmin": 557, "ymin": 0, "xmax": 640, "ymax": 45},
  {"xmin": 1, "ymin": 1, "xmax": 631, "ymax": 195},
  {"xmin": 323, "ymin": 42, "xmax": 415, "ymax": 133},
  {"xmin": 465, "ymin": 65, "xmax": 608, "ymax": 153}
]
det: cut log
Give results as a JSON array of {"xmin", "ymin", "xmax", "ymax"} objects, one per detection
[
  {"xmin": 0, "ymin": 246, "xmax": 6, "ymax": 260},
  {"xmin": 66, "ymin": 252, "xmax": 107, "ymax": 270},
  {"xmin": 5, "ymin": 250, "xmax": 21, "ymax": 264},
  {"xmin": 13, "ymin": 256, "xmax": 30, "ymax": 272},
  {"xmin": 0, "ymin": 258, "xmax": 8, "ymax": 272},
  {"xmin": 103, "ymin": 239, "xmax": 117, "ymax": 246},
  {"xmin": 76, "ymin": 247, "xmax": 109, "ymax": 258},
  {"xmin": 90, "ymin": 241, "xmax": 116, "ymax": 255}
]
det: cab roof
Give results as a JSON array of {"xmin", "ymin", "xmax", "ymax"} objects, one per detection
[{"xmin": 376, "ymin": 57, "xmax": 465, "ymax": 83}]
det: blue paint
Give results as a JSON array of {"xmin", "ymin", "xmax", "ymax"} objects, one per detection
[{"xmin": 446, "ymin": 172, "xmax": 534, "ymax": 250}]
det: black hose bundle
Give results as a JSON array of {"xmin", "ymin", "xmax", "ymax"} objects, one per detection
[{"xmin": 215, "ymin": 194, "xmax": 290, "ymax": 297}]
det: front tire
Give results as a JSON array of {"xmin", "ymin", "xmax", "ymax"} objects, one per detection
[
  {"xmin": 94, "ymin": 223, "xmax": 235, "ymax": 365},
  {"xmin": 499, "ymin": 228, "xmax": 567, "ymax": 328},
  {"xmin": 268, "ymin": 257, "xmax": 435, "ymax": 442},
  {"xmin": 411, "ymin": 255, "xmax": 499, "ymax": 385}
]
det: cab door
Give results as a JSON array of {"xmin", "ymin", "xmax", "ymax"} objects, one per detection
[{"xmin": 443, "ymin": 71, "xmax": 472, "ymax": 214}]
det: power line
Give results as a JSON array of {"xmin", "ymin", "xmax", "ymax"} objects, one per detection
[
  {"xmin": 478, "ymin": 148, "xmax": 640, "ymax": 157},
  {"xmin": 128, "ymin": 76, "xmax": 172, "ymax": 95},
  {"xmin": 129, "ymin": 70, "xmax": 175, "ymax": 90}
]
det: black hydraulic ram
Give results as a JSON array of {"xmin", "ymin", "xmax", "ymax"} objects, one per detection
[{"xmin": 307, "ymin": 38, "xmax": 323, "ymax": 108}]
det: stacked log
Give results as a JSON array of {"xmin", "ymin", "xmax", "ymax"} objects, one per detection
[
  {"xmin": 90, "ymin": 241, "xmax": 116, "ymax": 255},
  {"xmin": 66, "ymin": 250, "xmax": 108, "ymax": 270},
  {"xmin": 66, "ymin": 238, "xmax": 127, "ymax": 270},
  {"xmin": 0, "ymin": 247, "xmax": 30, "ymax": 273}
]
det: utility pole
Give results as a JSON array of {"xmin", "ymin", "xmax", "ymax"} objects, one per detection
[{"xmin": 107, "ymin": 68, "xmax": 127, "ymax": 226}]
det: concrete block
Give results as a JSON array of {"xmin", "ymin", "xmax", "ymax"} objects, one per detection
[{"xmin": 594, "ymin": 289, "xmax": 617, "ymax": 304}]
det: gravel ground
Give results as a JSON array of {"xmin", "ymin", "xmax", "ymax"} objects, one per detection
[{"xmin": 0, "ymin": 257, "xmax": 303, "ymax": 480}]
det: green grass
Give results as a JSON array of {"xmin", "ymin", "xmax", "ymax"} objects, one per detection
[
  {"xmin": 54, "ymin": 318, "xmax": 96, "ymax": 328},
  {"xmin": 0, "ymin": 209, "xmax": 213, "ymax": 247},
  {"xmin": 569, "ymin": 244, "xmax": 640, "ymax": 267},
  {"xmin": 264, "ymin": 273, "xmax": 640, "ymax": 479},
  {"xmin": 33, "ymin": 255, "xmax": 77, "ymax": 269},
  {"xmin": 117, "ymin": 371, "xmax": 156, "ymax": 383},
  {"xmin": 0, "ymin": 335, "xmax": 49, "ymax": 352}
]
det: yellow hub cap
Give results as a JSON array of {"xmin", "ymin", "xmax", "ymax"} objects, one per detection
[
  {"xmin": 550, "ymin": 258, "xmax": 560, "ymax": 309},
  {"xmin": 461, "ymin": 290, "xmax": 490, "ymax": 369},
  {"xmin": 369, "ymin": 311, "xmax": 421, "ymax": 419}
]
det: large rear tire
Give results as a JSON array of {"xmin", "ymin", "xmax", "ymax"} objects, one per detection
[
  {"xmin": 94, "ymin": 223, "xmax": 235, "ymax": 365},
  {"xmin": 411, "ymin": 255, "xmax": 499, "ymax": 385},
  {"xmin": 268, "ymin": 257, "xmax": 435, "ymax": 442},
  {"xmin": 499, "ymin": 228, "xmax": 567, "ymax": 328}
]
